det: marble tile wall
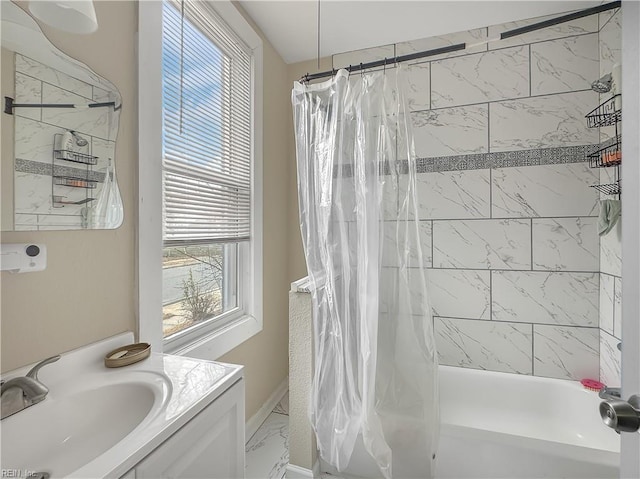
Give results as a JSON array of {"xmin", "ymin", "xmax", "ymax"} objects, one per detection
[
  {"xmin": 332, "ymin": 7, "xmax": 622, "ymax": 381},
  {"xmin": 12, "ymin": 54, "xmax": 115, "ymax": 230},
  {"xmin": 597, "ymin": 9, "xmax": 622, "ymax": 387}
]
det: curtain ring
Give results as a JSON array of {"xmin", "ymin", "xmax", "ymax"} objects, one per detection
[
  {"xmin": 348, "ymin": 65, "xmax": 352, "ymax": 78},
  {"xmin": 360, "ymin": 62, "xmax": 364, "ymax": 77},
  {"xmin": 383, "ymin": 58, "xmax": 387, "ymax": 74}
]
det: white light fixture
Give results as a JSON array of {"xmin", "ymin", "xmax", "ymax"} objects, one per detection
[{"xmin": 28, "ymin": 0, "xmax": 98, "ymax": 34}]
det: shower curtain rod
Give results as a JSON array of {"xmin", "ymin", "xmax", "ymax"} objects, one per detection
[{"xmin": 301, "ymin": 0, "xmax": 621, "ymax": 83}]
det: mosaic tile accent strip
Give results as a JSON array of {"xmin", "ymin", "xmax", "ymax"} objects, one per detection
[
  {"xmin": 420, "ymin": 144, "xmax": 597, "ymax": 173},
  {"xmin": 15, "ymin": 158, "xmax": 105, "ymax": 183},
  {"xmin": 416, "ymin": 153, "xmax": 488, "ymax": 173},
  {"xmin": 332, "ymin": 144, "xmax": 597, "ymax": 177}
]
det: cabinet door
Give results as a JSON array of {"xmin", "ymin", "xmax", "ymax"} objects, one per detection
[{"xmin": 136, "ymin": 380, "xmax": 245, "ymax": 479}]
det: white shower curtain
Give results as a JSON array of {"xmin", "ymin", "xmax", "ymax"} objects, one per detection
[{"xmin": 292, "ymin": 67, "xmax": 439, "ymax": 479}]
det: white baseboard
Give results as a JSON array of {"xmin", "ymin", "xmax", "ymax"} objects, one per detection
[
  {"xmin": 286, "ymin": 460, "xmax": 320, "ymax": 479},
  {"xmin": 245, "ymin": 375, "xmax": 289, "ymax": 441}
]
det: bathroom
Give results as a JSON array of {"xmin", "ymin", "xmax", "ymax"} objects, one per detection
[{"xmin": 0, "ymin": 0, "xmax": 638, "ymax": 478}]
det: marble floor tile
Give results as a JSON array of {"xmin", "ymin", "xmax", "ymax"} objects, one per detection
[
  {"xmin": 245, "ymin": 412, "xmax": 289, "ymax": 479},
  {"xmin": 273, "ymin": 394, "xmax": 289, "ymax": 415}
]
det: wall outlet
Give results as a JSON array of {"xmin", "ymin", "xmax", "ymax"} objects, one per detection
[{"xmin": 0, "ymin": 244, "xmax": 47, "ymax": 273}]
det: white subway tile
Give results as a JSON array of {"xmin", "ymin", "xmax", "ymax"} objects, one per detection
[
  {"xmin": 492, "ymin": 163, "xmax": 599, "ymax": 218},
  {"xmin": 599, "ymin": 10, "xmax": 622, "ymax": 77},
  {"xmin": 435, "ymin": 317, "xmax": 533, "ymax": 374},
  {"xmin": 425, "ymin": 269, "xmax": 490, "ymax": 319},
  {"xmin": 431, "ymin": 46, "xmax": 529, "ymax": 108},
  {"xmin": 493, "ymin": 271, "xmax": 598, "ymax": 327},
  {"xmin": 532, "ymin": 217, "xmax": 598, "ymax": 271},
  {"xmin": 433, "ymin": 219, "xmax": 531, "ymax": 269},
  {"xmin": 533, "ymin": 325, "xmax": 599, "ymax": 380},
  {"xmin": 600, "ymin": 220, "xmax": 622, "ymax": 276},
  {"xmin": 415, "ymin": 169, "xmax": 491, "ymax": 220},
  {"xmin": 599, "ymin": 274, "xmax": 615, "ymax": 335},
  {"xmin": 614, "ymin": 277, "xmax": 622, "ymax": 338},
  {"xmin": 42, "ymin": 83, "xmax": 110, "ymax": 140},
  {"xmin": 405, "ymin": 63, "xmax": 430, "ymax": 111},
  {"xmin": 412, "ymin": 104, "xmax": 488, "ymax": 158},
  {"xmin": 489, "ymin": 91, "xmax": 599, "ymax": 151},
  {"xmin": 15, "ymin": 73, "xmax": 42, "ymax": 121},
  {"xmin": 531, "ymin": 33, "xmax": 599, "ymax": 95},
  {"xmin": 600, "ymin": 330, "xmax": 621, "ymax": 387}
]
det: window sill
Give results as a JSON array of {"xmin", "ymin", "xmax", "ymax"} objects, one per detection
[{"xmin": 165, "ymin": 313, "xmax": 262, "ymax": 360}]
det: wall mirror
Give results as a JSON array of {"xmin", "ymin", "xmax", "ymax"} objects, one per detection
[{"xmin": 1, "ymin": 1, "xmax": 123, "ymax": 231}]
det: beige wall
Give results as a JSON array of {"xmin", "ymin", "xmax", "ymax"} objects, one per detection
[
  {"xmin": 218, "ymin": 2, "xmax": 291, "ymax": 420},
  {"xmin": 1, "ymin": 0, "xmax": 293, "ymax": 423},
  {"xmin": 1, "ymin": 1, "xmax": 137, "ymax": 372}
]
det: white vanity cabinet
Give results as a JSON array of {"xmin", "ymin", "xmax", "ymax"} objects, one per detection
[{"xmin": 133, "ymin": 379, "xmax": 245, "ymax": 479}]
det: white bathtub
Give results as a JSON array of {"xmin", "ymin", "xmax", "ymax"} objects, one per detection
[{"xmin": 321, "ymin": 366, "xmax": 620, "ymax": 479}]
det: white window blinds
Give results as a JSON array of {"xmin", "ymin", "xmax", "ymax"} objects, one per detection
[{"xmin": 162, "ymin": 0, "xmax": 252, "ymax": 245}]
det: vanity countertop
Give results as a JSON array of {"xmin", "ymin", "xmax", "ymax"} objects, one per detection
[{"xmin": 1, "ymin": 332, "xmax": 243, "ymax": 479}]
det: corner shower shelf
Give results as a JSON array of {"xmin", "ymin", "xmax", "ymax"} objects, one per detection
[
  {"xmin": 585, "ymin": 95, "xmax": 621, "ymax": 197},
  {"xmin": 587, "ymin": 136, "xmax": 622, "ymax": 168},
  {"xmin": 53, "ymin": 176, "xmax": 97, "ymax": 189},
  {"xmin": 52, "ymin": 195, "xmax": 96, "ymax": 205},
  {"xmin": 53, "ymin": 149, "xmax": 98, "ymax": 166},
  {"xmin": 52, "ymin": 132, "xmax": 99, "ymax": 208},
  {"xmin": 590, "ymin": 181, "xmax": 620, "ymax": 196},
  {"xmin": 586, "ymin": 94, "xmax": 621, "ymax": 128}
]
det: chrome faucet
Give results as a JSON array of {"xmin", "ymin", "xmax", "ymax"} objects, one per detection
[{"xmin": 1, "ymin": 355, "xmax": 61, "ymax": 420}]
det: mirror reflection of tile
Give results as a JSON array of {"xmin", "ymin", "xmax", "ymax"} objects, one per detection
[{"xmin": 12, "ymin": 53, "xmax": 119, "ymax": 231}]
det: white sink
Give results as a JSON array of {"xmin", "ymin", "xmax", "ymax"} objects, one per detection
[
  {"xmin": 1, "ymin": 378, "xmax": 165, "ymax": 478},
  {"xmin": 0, "ymin": 333, "xmax": 241, "ymax": 479}
]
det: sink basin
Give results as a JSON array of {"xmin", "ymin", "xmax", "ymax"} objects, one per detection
[
  {"xmin": 1, "ymin": 382, "xmax": 157, "ymax": 478},
  {"xmin": 0, "ymin": 333, "xmax": 239, "ymax": 479}
]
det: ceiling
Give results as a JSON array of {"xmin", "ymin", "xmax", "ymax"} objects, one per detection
[{"xmin": 238, "ymin": 0, "xmax": 602, "ymax": 64}]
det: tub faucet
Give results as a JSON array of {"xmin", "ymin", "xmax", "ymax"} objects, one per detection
[
  {"xmin": 599, "ymin": 386, "xmax": 621, "ymax": 400},
  {"xmin": 1, "ymin": 355, "xmax": 61, "ymax": 420}
]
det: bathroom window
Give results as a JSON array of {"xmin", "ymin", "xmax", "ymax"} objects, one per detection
[{"xmin": 154, "ymin": 0, "xmax": 262, "ymax": 351}]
